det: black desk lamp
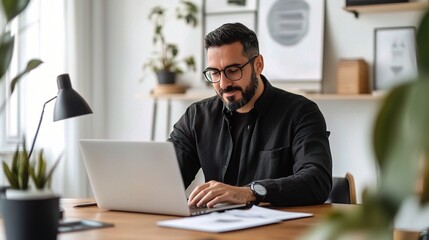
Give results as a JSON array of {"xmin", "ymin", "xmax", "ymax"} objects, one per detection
[{"xmin": 28, "ymin": 73, "xmax": 93, "ymax": 159}]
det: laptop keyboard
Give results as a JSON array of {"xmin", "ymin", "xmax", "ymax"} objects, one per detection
[{"xmin": 189, "ymin": 205, "xmax": 209, "ymax": 215}]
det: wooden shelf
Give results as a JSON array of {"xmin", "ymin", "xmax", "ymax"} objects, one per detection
[
  {"xmin": 344, "ymin": 1, "xmax": 429, "ymax": 17},
  {"xmin": 305, "ymin": 93, "xmax": 383, "ymax": 100}
]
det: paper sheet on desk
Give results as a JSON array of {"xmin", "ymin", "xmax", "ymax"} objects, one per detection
[{"xmin": 157, "ymin": 206, "xmax": 313, "ymax": 233}]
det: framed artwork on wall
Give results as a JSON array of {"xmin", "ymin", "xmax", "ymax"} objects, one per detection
[
  {"xmin": 345, "ymin": 0, "xmax": 408, "ymax": 6},
  {"xmin": 374, "ymin": 27, "xmax": 418, "ymax": 91},
  {"xmin": 257, "ymin": 0, "xmax": 325, "ymax": 82},
  {"xmin": 202, "ymin": 0, "xmax": 258, "ymax": 80},
  {"xmin": 205, "ymin": 0, "xmax": 258, "ymax": 14}
]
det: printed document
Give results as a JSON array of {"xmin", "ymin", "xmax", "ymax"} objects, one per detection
[{"xmin": 157, "ymin": 206, "xmax": 313, "ymax": 233}]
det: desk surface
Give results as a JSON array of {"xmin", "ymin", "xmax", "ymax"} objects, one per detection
[{"xmin": 0, "ymin": 199, "xmax": 355, "ymax": 240}]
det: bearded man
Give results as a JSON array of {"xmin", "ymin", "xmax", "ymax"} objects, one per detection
[{"xmin": 168, "ymin": 23, "xmax": 332, "ymax": 207}]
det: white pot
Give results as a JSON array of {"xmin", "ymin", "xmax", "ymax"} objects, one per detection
[{"xmin": 5, "ymin": 189, "xmax": 56, "ymax": 200}]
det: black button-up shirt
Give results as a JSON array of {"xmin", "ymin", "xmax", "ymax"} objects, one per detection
[{"xmin": 168, "ymin": 76, "xmax": 332, "ymax": 206}]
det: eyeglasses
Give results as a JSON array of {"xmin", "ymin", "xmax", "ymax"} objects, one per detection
[{"xmin": 203, "ymin": 55, "xmax": 258, "ymax": 83}]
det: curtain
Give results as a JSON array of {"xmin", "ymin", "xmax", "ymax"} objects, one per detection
[{"xmin": 60, "ymin": 0, "xmax": 106, "ymax": 197}]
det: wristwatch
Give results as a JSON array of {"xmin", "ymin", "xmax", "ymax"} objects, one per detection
[{"xmin": 250, "ymin": 182, "xmax": 267, "ymax": 205}]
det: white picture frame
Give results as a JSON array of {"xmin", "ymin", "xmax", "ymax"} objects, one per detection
[
  {"xmin": 257, "ymin": 0, "xmax": 325, "ymax": 82},
  {"xmin": 374, "ymin": 27, "xmax": 418, "ymax": 91},
  {"xmin": 204, "ymin": 13, "xmax": 257, "ymax": 36},
  {"xmin": 205, "ymin": 0, "xmax": 258, "ymax": 14},
  {"xmin": 202, "ymin": 0, "xmax": 258, "ymax": 80}
]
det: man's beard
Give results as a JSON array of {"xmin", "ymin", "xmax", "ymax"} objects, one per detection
[{"xmin": 217, "ymin": 70, "xmax": 259, "ymax": 112}]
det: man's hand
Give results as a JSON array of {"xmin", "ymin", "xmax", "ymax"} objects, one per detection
[{"xmin": 188, "ymin": 180, "xmax": 256, "ymax": 208}]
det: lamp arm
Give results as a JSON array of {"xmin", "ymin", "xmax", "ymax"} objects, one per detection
[{"xmin": 28, "ymin": 96, "xmax": 57, "ymax": 160}]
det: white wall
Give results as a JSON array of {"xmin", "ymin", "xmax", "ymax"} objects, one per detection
[
  {"xmin": 101, "ymin": 0, "xmax": 427, "ymax": 202},
  {"xmin": 104, "ymin": 0, "xmax": 205, "ymax": 140}
]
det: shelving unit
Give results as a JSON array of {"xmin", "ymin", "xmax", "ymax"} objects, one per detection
[{"xmin": 344, "ymin": 1, "xmax": 429, "ymax": 18}]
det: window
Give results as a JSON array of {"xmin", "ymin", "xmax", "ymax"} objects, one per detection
[{"xmin": 0, "ymin": 0, "xmax": 41, "ymax": 151}]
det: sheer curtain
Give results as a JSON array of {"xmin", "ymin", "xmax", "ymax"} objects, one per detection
[{"xmin": 60, "ymin": 0, "xmax": 105, "ymax": 197}]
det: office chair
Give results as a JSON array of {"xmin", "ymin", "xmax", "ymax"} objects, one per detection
[{"xmin": 326, "ymin": 172, "xmax": 357, "ymax": 204}]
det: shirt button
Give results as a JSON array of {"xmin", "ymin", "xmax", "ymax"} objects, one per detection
[{"xmin": 247, "ymin": 125, "xmax": 251, "ymax": 130}]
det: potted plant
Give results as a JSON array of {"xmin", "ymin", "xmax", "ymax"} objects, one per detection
[
  {"xmin": 142, "ymin": 1, "xmax": 198, "ymax": 85},
  {"xmin": 302, "ymin": 10, "xmax": 429, "ymax": 240},
  {"xmin": 1, "ymin": 141, "xmax": 61, "ymax": 240}
]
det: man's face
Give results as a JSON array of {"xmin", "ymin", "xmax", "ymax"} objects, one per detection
[{"xmin": 206, "ymin": 42, "xmax": 258, "ymax": 112}]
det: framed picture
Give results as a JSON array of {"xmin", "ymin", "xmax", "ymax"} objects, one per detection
[
  {"xmin": 346, "ymin": 0, "xmax": 408, "ymax": 6},
  {"xmin": 257, "ymin": 0, "xmax": 325, "ymax": 82},
  {"xmin": 374, "ymin": 27, "xmax": 418, "ymax": 91},
  {"xmin": 204, "ymin": 13, "xmax": 257, "ymax": 38},
  {"xmin": 202, "ymin": 0, "xmax": 258, "ymax": 81},
  {"xmin": 205, "ymin": 0, "xmax": 258, "ymax": 14}
]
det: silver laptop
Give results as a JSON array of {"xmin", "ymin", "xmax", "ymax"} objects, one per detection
[{"xmin": 79, "ymin": 140, "xmax": 246, "ymax": 216}]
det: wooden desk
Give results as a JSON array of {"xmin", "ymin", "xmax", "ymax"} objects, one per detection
[{"xmin": 0, "ymin": 199, "xmax": 356, "ymax": 240}]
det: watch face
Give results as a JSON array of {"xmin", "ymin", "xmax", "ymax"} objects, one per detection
[{"xmin": 254, "ymin": 184, "xmax": 267, "ymax": 196}]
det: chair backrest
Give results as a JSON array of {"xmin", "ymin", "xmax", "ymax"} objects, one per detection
[{"xmin": 327, "ymin": 172, "xmax": 357, "ymax": 204}]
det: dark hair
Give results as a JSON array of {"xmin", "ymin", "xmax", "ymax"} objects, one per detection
[{"xmin": 204, "ymin": 22, "xmax": 259, "ymax": 59}]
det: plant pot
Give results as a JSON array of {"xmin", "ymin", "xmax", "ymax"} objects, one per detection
[
  {"xmin": 1, "ymin": 196, "xmax": 60, "ymax": 240},
  {"xmin": 156, "ymin": 70, "xmax": 176, "ymax": 84},
  {"xmin": 5, "ymin": 188, "xmax": 56, "ymax": 200}
]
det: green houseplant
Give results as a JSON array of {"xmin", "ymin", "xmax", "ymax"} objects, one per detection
[
  {"xmin": 0, "ymin": 0, "xmax": 43, "ymax": 113},
  {"xmin": 303, "ymin": 10, "xmax": 429, "ymax": 240},
  {"xmin": 142, "ymin": 1, "xmax": 198, "ymax": 84},
  {"xmin": 2, "ymin": 140, "xmax": 61, "ymax": 193}
]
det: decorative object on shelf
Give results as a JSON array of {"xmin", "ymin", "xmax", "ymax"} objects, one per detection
[
  {"xmin": 346, "ymin": 0, "xmax": 408, "ymax": 6},
  {"xmin": 374, "ymin": 26, "xmax": 418, "ymax": 91},
  {"xmin": 336, "ymin": 59, "xmax": 369, "ymax": 94},
  {"xmin": 302, "ymin": 9, "xmax": 429, "ymax": 240},
  {"xmin": 258, "ymin": 0, "xmax": 325, "ymax": 84},
  {"xmin": 142, "ymin": 1, "xmax": 198, "ymax": 85}
]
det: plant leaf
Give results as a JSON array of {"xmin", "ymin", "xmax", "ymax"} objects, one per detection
[
  {"xmin": 11, "ymin": 145, "xmax": 19, "ymax": 175},
  {"xmin": 17, "ymin": 147, "xmax": 29, "ymax": 190},
  {"xmin": 1, "ymin": 0, "xmax": 31, "ymax": 23},
  {"xmin": 3, "ymin": 161, "xmax": 19, "ymax": 188},
  {"xmin": 378, "ymin": 80, "xmax": 429, "ymax": 207},
  {"xmin": 421, "ymin": 147, "xmax": 429, "ymax": 204},
  {"xmin": 0, "ymin": 32, "xmax": 15, "ymax": 81},
  {"xmin": 10, "ymin": 59, "xmax": 43, "ymax": 94},
  {"xmin": 45, "ymin": 152, "xmax": 63, "ymax": 189},
  {"xmin": 417, "ymin": 10, "xmax": 429, "ymax": 78},
  {"xmin": 373, "ymin": 83, "xmax": 410, "ymax": 170}
]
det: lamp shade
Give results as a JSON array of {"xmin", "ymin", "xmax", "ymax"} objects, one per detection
[{"xmin": 53, "ymin": 74, "xmax": 93, "ymax": 121}]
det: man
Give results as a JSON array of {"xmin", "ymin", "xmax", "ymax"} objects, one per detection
[{"xmin": 168, "ymin": 23, "xmax": 332, "ymax": 208}]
